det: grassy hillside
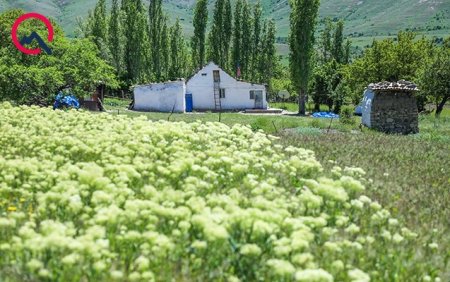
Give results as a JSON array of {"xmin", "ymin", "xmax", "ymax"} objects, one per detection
[{"xmin": 1, "ymin": 0, "xmax": 449, "ymax": 49}]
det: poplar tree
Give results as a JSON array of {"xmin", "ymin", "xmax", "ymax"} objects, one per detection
[
  {"xmin": 260, "ymin": 20, "xmax": 277, "ymax": 86},
  {"xmin": 121, "ymin": 0, "xmax": 148, "ymax": 82},
  {"xmin": 192, "ymin": 0, "xmax": 208, "ymax": 70},
  {"xmin": 240, "ymin": 0, "xmax": 252, "ymax": 80},
  {"xmin": 344, "ymin": 39, "xmax": 352, "ymax": 64},
  {"xmin": 160, "ymin": 19, "xmax": 170, "ymax": 81},
  {"xmin": 320, "ymin": 18, "xmax": 333, "ymax": 62},
  {"xmin": 108, "ymin": 0, "xmax": 122, "ymax": 73},
  {"xmin": 223, "ymin": 0, "xmax": 233, "ymax": 71},
  {"xmin": 251, "ymin": 1, "xmax": 262, "ymax": 81},
  {"xmin": 332, "ymin": 20, "xmax": 345, "ymax": 64},
  {"xmin": 232, "ymin": 0, "xmax": 243, "ymax": 77},
  {"xmin": 149, "ymin": 0, "xmax": 165, "ymax": 81},
  {"xmin": 91, "ymin": 0, "xmax": 108, "ymax": 49},
  {"xmin": 208, "ymin": 0, "xmax": 225, "ymax": 67},
  {"xmin": 169, "ymin": 19, "xmax": 189, "ymax": 80},
  {"xmin": 289, "ymin": 0, "xmax": 320, "ymax": 115}
]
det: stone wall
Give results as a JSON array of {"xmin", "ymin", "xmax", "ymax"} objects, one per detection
[{"xmin": 370, "ymin": 91, "xmax": 419, "ymax": 134}]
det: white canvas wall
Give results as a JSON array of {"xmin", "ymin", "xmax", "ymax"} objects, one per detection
[
  {"xmin": 361, "ymin": 89, "xmax": 374, "ymax": 127},
  {"xmin": 134, "ymin": 81, "xmax": 186, "ymax": 113},
  {"xmin": 187, "ymin": 62, "xmax": 267, "ymax": 110}
]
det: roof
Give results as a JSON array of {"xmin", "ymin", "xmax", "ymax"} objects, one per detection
[
  {"xmin": 369, "ymin": 80, "xmax": 419, "ymax": 92},
  {"xmin": 188, "ymin": 61, "xmax": 267, "ymax": 86}
]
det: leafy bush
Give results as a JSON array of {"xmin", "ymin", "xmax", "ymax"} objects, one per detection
[
  {"xmin": 0, "ymin": 104, "xmax": 442, "ymax": 281},
  {"xmin": 340, "ymin": 106, "xmax": 356, "ymax": 125}
]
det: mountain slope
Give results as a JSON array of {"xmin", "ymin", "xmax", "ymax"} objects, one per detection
[{"xmin": 0, "ymin": 0, "xmax": 449, "ymax": 41}]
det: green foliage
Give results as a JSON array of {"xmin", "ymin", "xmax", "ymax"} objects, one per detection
[
  {"xmin": 344, "ymin": 32, "xmax": 433, "ymax": 105},
  {"xmin": 121, "ymin": 0, "xmax": 149, "ymax": 82},
  {"xmin": 232, "ymin": 0, "xmax": 243, "ymax": 74},
  {"xmin": 240, "ymin": 0, "xmax": 252, "ymax": 78},
  {"xmin": 339, "ymin": 105, "xmax": 356, "ymax": 125},
  {"xmin": 192, "ymin": 0, "xmax": 208, "ymax": 70},
  {"xmin": 207, "ymin": 0, "xmax": 233, "ymax": 71},
  {"xmin": 168, "ymin": 19, "xmax": 190, "ymax": 80},
  {"xmin": 108, "ymin": 0, "xmax": 123, "ymax": 72},
  {"xmin": 289, "ymin": 0, "xmax": 320, "ymax": 114},
  {"xmin": 312, "ymin": 19, "xmax": 352, "ymax": 114},
  {"xmin": 419, "ymin": 39, "xmax": 450, "ymax": 116},
  {"xmin": 0, "ymin": 9, "xmax": 117, "ymax": 105}
]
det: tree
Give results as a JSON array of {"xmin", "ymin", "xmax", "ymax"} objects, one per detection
[
  {"xmin": 169, "ymin": 19, "xmax": 189, "ymax": 80},
  {"xmin": 121, "ymin": 0, "xmax": 149, "ymax": 82},
  {"xmin": 343, "ymin": 39, "xmax": 352, "ymax": 64},
  {"xmin": 91, "ymin": 0, "xmax": 108, "ymax": 46},
  {"xmin": 250, "ymin": 1, "xmax": 262, "ymax": 81},
  {"xmin": 223, "ymin": 0, "xmax": 233, "ymax": 71},
  {"xmin": 332, "ymin": 21, "xmax": 344, "ymax": 64},
  {"xmin": 0, "ymin": 10, "xmax": 117, "ymax": 104},
  {"xmin": 108, "ymin": 0, "xmax": 123, "ymax": 73},
  {"xmin": 289, "ymin": 0, "xmax": 320, "ymax": 115},
  {"xmin": 208, "ymin": 0, "xmax": 229, "ymax": 68},
  {"xmin": 232, "ymin": 0, "xmax": 243, "ymax": 78},
  {"xmin": 192, "ymin": 0, "xmax": 208, "ymax": 70},
  {"xmin": 319, "ymin": 18, "xmax": 333, "ymax": 62},
  {"xmin": 259, "ymin": 20, "xmax": 277, "ymax": 87},
  {"xmin": 240, "ymin": 0, "xmax": 253, "ymax": 80},
  {"xmin": 149, "ymin": 0, "xmax": 166, "ymax": 81},
  {"xmin": 160, "ymin": 19, "xmax": 170, "ymax": 81},
  {"xmin": 420, "ymin": 41, "xmax": 450, "ymax": 116},
  {"xmin": 344, "ymin": 32, "xmax": 432, "ymax": 106}
]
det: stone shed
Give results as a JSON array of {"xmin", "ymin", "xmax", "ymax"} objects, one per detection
[{"xmin": 361, "ymin": 81, "xmax": 419, "ymax": 134}]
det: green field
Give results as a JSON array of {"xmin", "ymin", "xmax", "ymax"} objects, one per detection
[{"xmin": 104, "ymin": 100, "xmax": 450, "ymax": 279}]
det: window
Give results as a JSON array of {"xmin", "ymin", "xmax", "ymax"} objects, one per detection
[
  {"xmin": 219, "ymin": 88, "xmax": 226, "ymax": 99},
  {"xmin": 201, "ymin": 73, "xmax": 207, "ymax": 76},
  {"xmin": 250, "ymin": 90, "xmax": 263, "ymax": 100},
  {"xmin": 213, "ymin": 70, "xmax": 221, "ymax": 82}
]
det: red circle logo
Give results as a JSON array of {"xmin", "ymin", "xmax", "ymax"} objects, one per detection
[{"xmin": 11, "ymin": 13, "xmax": 54, "ymax": 55}]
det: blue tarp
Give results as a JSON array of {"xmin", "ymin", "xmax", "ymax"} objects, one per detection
[
  {"xmin": 312, "ymin": 112, "xmax": 339, "ymax": 119},
  {"xmin": 53, "ymin": 92, "xmax": 80, "ymax": 110}
]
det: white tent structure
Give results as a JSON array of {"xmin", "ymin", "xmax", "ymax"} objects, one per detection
[
  {"xmin": 187, "ymin": 62, "xmax": 268, "ymax": 111},
  {"xmin": 133, "ymin": 80, "xmax": 186, "ymax": 113}
]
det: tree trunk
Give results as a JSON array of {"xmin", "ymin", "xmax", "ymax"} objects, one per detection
[
  {"xmin": 435, "ymin": 95, "xmax": 449, "ymax": 117},
  {"xmin": 298, "ymin": 88, "xmax": 306, "ymax": 115},
  {"xmin": 314, "ymin": 102, "xmax": 320, "ymax": 112}
]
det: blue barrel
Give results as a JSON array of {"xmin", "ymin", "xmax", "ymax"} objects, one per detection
[{"xmin": 185, "ymin": 93, "xmax": 193, "ymax": 112}]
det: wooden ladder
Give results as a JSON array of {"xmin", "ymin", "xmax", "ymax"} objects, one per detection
[{"xmin": 214, "ymin": 81, "xmax": 221, "ymax": 111}]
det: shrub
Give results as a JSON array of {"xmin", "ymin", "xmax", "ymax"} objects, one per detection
[{"xmin": 340, "ymin": 106, "xmax": 356, "ymax": 125}]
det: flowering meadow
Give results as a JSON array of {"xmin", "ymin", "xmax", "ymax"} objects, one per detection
[{"xmin": 0, "ymin": 103, "xmax": 442, "ymax": 281}]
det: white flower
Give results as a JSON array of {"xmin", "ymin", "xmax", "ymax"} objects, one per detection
[
  {"xmin": 240, "ymin": 244, "xmax": 262, "ymax": 256},
  {"xmin": 295, "ymin": 269, "xmax": 333, "ymax": 282},
  {"xmin": 348, "ymin": 268, "xmax": 370, "ymax": 282},
  {"xmin": 266, "ymin": 259, "xmax": 295, "ymax": 276}
]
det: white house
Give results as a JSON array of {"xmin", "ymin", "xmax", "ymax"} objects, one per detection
[
  {"xmin": 132, "ymin": 62, "xmax": 268, "ymax": 112},
  {"xmin": 187, "ymin": 62, "xmax": 268, "ymax": 111},
  {"xmin": 133, "ymin": 80, "xmax": 186, "ymax": 113}
]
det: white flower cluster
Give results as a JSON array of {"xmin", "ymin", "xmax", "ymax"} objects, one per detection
[{"xmin": 0, "ymin": 104, "xmax": 440, "ymax": 281}]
